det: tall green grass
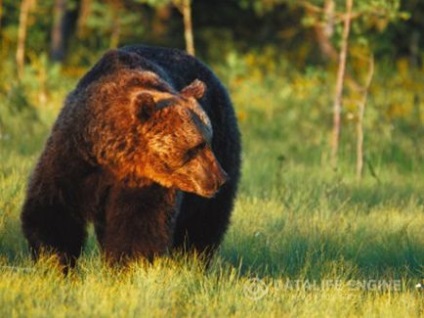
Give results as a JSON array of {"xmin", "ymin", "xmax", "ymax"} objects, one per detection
[{"xmin": 1, "ymin": 60, "xmax": 424, "ymax": 317}]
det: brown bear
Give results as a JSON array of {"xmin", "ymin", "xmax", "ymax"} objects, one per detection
[{"xmin": 21, "ymin": 45, "xmax": 241, "ymax": 270}]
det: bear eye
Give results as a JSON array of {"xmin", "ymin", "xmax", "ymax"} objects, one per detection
[
  {"xmin": 184, "ymin": 142, "xmax": 206, "ymax": 163},
  {"xmin": 134, "ymin": 93, "xmax": 156, "ymax": 122}
]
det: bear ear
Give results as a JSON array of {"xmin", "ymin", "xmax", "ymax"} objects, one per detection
[
  {"xmin": 181, "ymin": 79, "xmax": 206, "ymax": 100},
  {"xmin": 133, "ymin": 93, "xmax": 156, "ymax": 123}
]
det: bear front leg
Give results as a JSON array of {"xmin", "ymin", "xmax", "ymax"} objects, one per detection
[
  {"xmin": 99, "ymin": 185, "xmax": 177, "ymax": 264},
  {"xmin": 173, "ymin": 183, "xmax": 237, "ymax": 266},
  {"xmin": 21, "ymin": 197, "xmax": 87, "ymax": 273}
]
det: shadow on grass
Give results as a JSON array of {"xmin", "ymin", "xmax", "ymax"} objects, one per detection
[
  {"xmin": 220, "ymin": 229, "xmax": 424, "ymax": 279},
  {"xmin": 220, "ymin": 181, "xmax": 424, "ymax": 279}
]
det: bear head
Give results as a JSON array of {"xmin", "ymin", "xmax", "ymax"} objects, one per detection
[{"xmin": 84, "ymin": 61, "xmax": 227, "ymax": 198}]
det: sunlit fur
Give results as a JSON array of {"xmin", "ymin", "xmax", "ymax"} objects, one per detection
[{"xmin": 21, "ymin": 46, "xmax": 241, "ymax": 270}]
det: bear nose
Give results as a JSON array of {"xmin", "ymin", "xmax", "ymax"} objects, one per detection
[{"xmin": 215, "ymin": 166, "xmax": 228, "ymax": 189}]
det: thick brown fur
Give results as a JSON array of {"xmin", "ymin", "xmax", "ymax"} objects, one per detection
[{"xmin": 21, "ymin": 45, "xmax": 241, "ymax": 270}]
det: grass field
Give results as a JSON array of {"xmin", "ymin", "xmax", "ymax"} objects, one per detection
[{"xmin": 1, "ymin": 64, "xmax": 424, "ymax": 317}]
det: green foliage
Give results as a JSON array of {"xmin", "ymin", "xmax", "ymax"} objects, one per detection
[
  {"xmin": 213, "ymin": 48, "xmax": 424, "ymax": 173},
  {"xmin": 237, "ymin": 0, "xmax": 284, "ymax": 15},
  {"xmin": 85, "ymin": 2, "xmax": 145, "ymax": 41},
  {"xmin": 134, "ymin": 0, "xmax": 172, "ymax": 6}
]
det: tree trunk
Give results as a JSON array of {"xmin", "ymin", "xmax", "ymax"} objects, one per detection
[
  {"xmin": 16, "ymin": 0, "xmax": 35, "ymax": 79},
  {"xmin": 109, "ymin": 1, "xmax": 122, "ymax": 49},
  {"xmin": 77, "ymin": 0, "xmax": 91, "ymax": 39},
  {"xmin": 313, "ymin": 0, "xmax": 337, "ymax": 61},
  {"xmin": 174, "ymin": 0, "xmax": 195, "ymax": 56},
  {"xmin": 302, "ymin": 0, "xmax": 360, "ymax": 92},
  {"xmin": 110, "ymin": 16, "xmax": 121, "ymax": 49},
  {"xmin": 0, "ymin": 0, "xmax": 3, "ymax": 32},
  {"xmin": 50, "ymin": 0, "xmax": 67, "ymax": 62},
  {"xmin": 330, "ymin": 0, "xmax": 353, "ymax": 168},
  {"xmin": 356, "ymin": 55, "xmax": 374, "ymax": 181}
]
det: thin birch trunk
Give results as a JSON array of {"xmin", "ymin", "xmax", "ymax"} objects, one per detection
[
  {"xmin": 110, "ymin": 16, "xmax": 121, "ymax": 49},
  {"xmin": 77, "ymin": 0, "xmax": 91, "ymax": 39},
  {"xmin": 50, "ymin": 0, "xmax": 67, "ymax": 62},
  {"xmin": 109, "ymin": 1, "xmax": 121, "ymax": 48},
  {"xmin": 356, "ymin": 55, "xmax": 374, "ymax": 180},
  {"xmin": 16, "ymin": 0, "xmax": 35, "ymax": 79},
  {"xmin": 0, "ymin": 0, "xmax": 3, "ymax": 32},
  {"xmin": 330, "ymin": 0, "xmax": 353, "ymax": 168},
  {"xmin": 174, "ymin": 0, "xmax": 195, "ymax": 56}
]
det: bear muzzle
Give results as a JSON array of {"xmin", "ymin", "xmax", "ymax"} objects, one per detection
[
  {"xmin": 172, "ymin": 157, "xmax": 228, "ymax": 198},
  {"xmin": 197, "ymin": 161, "xmax": 228, "ymax": 198}
]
